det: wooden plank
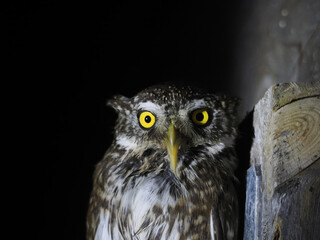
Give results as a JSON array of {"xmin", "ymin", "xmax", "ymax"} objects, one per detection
[
  {"xmin": 267, "ymin": 97, "xmax": 320, "ymax": 190},
  {"xmin": 246, "ymin": 81, "xmax": 320, "ymax": 239},
  {"xmin": 271, "ymin": 160, "xmax": 320, "ymax": 240}
]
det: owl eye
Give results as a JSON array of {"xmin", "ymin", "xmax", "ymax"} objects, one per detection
[
  {"xmin": 138, "ymin": 111, "xmax": 156, "ymax": 129},
  {"xmin": 191, "ymin": 109, "xmax": 210, "ymax": 126}
]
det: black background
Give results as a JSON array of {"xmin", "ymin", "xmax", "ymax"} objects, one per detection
[{"xmin": 4, "ymin": 1, "xmax": 251, "ymax": 239}]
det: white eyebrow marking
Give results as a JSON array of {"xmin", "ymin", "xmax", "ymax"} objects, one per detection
[
  {"xmin": 137, "ymin": 101, "xmax": 163, "ymax": 113},
  {"xmin": 178, "ymin": 99, "xmax": 207, "ymax": 118},
  {"xmin": 184, "ymin": 99, "xmax": 207, "ymax": 110}
]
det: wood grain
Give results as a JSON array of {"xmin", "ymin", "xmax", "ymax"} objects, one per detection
[
  {"xmin": 266, "ymin": 96, "xmax": 320, "ymax": 190},
  {"xmin": 246, "ymin": 81, "xmax": 320, "ymax": 240}
]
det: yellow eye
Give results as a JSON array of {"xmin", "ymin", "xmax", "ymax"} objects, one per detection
[
  {"xmin": 139, "ymin": 111, "xmax": 156, "ymax": 129},
  {"xmin": 191, "ymin": 109, "xmax": 210, "ymax": 126}
]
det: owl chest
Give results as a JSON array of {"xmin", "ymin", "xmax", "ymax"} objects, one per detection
[
  {"xmin": 116, "ymin": 176, "xmax": 177, "ymax": 227},
  {"xmin": 101, "ymin": 173, "xmax": 214, "ymax": 240}
]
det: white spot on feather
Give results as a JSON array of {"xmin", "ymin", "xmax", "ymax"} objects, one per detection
[
  {"xmin": 206, "ymin": 137, "xmax": 234, "ymax": 157},
  {"xmin": 210, "ymin": 209, "xmax": 215, "ymax": 240},
  {"xmin": 226, "ymin": 221, "xmax": 234, "ymax": 240},
  {"xmin": 95, "ymin": 209, "xmax": 111, "ymax": 240},
  {"xmin": 116, "ymin": 135, "xmax": 138, "ymax": 149},
  {"xmin": 206, "ymin": 142, "xmax": 225, "ymax": 156},
  {"xmin": 167, "ymin": 217, "xmax": 180, "ymax": 240}
]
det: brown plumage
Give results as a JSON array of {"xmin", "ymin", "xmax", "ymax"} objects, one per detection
[{"xmin": 87, "ymin": 84, "xmax": 239, "ymax": 240}]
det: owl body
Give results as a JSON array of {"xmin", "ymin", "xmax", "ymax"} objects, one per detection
[{"xmin": 87, "ymin": 85, "xmax": 239, "ymax": 240}]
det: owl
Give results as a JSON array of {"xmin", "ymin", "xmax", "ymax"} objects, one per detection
[{"xmin": 87, "ymin": 84, "xmax": 239, "ymax": 240}]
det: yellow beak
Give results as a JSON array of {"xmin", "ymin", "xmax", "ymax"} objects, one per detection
[{"xmin": 164, "ymin": 123, "xmax": 179, "ymax": 174}]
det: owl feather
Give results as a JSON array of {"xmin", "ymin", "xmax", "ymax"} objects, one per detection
[{"xmin": 87, "ymin": 84, "xmax": 239, "ymax": 240}]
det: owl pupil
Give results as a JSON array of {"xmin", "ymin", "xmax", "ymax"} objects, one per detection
[
  {"xmin": 196, "ymin": 113, "xmax": 204, "ymax": 121},
  {"xmin": 145, "ymin": 116, "xmax": 152, "ymax": 123}
]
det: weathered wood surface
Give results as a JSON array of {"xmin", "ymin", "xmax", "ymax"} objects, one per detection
[{"xmin": 245, "ymin": 82, "xmax": 320, "ymax": 240}]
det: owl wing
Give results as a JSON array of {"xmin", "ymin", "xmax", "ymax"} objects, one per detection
[
  {"xmin": 87, "ymin": 154, "xmax": 139, "ymax": 240},
  {"xmin": 210, "ymin": 180, "xmax": 238, "ymax": 240},
  {"xmin": 86, "ymin": 158, "xmax": 115, "ymax": 240}
]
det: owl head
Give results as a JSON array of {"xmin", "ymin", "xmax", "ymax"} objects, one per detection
[{"xmin": 107, "ymin": 84, "xmax": 238, "ymax": 175}]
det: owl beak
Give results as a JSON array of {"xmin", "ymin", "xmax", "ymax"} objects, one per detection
[{"xmin": 165, "ymin": 123, "xmax": 180, "ymax": 174}]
